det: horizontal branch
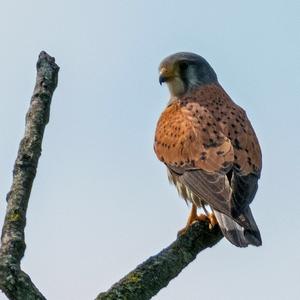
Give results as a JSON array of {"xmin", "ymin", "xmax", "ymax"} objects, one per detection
[
  {"xmin": 0, "ymin": 51, "xmax": 59, "ymax": 300},
  {"xmin": 96, "ymin": 221, "xmax": 223, "ymax": 300}
]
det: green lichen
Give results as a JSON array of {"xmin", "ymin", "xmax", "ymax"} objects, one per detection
[
  {"xmin": 9, "ymin": 212, "xmax": 21, "ymax": 222},
  {"xmin": 124, "ymin": 272, "xmax": 141, "ymax": 284}
]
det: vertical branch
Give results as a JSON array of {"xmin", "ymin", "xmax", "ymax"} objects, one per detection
[{"xmin": 0, "ymin": 51, "xmax": 59, "ymax": 300}]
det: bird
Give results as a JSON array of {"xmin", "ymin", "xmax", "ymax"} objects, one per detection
[{"xmin": 154, "ymin": 52, "xmax": 262, "ymax": 247}]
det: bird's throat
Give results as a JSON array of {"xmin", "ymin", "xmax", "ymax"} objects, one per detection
[{"xmin": 166, "ymin": 77, "xmax": 186, "ymax": 97}]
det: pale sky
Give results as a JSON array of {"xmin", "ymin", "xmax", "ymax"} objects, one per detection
[{"xmin": 0, "ymin": 1, "xmax": 299, "ymax": 299}]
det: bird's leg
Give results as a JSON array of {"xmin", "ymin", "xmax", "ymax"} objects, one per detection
[
  {"xmin": 208, "ymin": 212, "xmax": 218, "ymax": 229},
  {"xmin": 200, "ymin": 200, "xmax": 218, "ymax": 228},
  {"xmin": 177, "ymin": 203, "xmax": 208, "ymax": 236}
]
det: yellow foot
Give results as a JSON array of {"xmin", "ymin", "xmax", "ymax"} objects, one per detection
[
  {"xmin": 177, "ymin": 214, "xmax": 209, "ymax": 236},
  {"xmin": 177, "ymin": 207, "xmax": 219, "ymax": 236},
  {"xmin": 177, "ymin": 203, "xmax": 209, "ymax": 236}
]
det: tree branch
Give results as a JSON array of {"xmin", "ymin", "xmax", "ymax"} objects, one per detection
[
  {"xmin": 0, "ymin": 51, "xmax": 59, "ymax": 300},
  {"xmin": 96, "ymin": 221, "xmax": 223, "ymax": 300}
]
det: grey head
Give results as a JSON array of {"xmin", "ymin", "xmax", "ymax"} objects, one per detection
[{"xmin": 159, "ymin": 52, "xmax": 218, "ymax": 97}]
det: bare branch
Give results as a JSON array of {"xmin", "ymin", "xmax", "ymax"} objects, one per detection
[
  {"xmin": 96, "ymin": 221, "xmax": 223, "ymax": 300},
  {"xmin": 0, "ymin": 51, "xmax": 59, "ymax": 300}
]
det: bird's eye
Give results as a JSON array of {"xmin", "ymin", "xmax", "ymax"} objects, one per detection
[{"xmin": 179, "ymin": 61, "xmax": 188, "ymax": 72}]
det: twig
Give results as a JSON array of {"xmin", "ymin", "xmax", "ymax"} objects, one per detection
[
  {"xmin": 0, "ymin": 51, "xmax": 59, "ymax": 300},
  {"xmin": 96, "ymin": 221, "xmax": 223, "ymax": 300}
]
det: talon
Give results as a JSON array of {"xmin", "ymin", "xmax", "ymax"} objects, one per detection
[
  {"xmin": 196, "ymin": 213, "xmax": 209, "ymax": 222},
  {"xmin": 177, "ymin": 204, "xmax": 209, "ymax": 236}
]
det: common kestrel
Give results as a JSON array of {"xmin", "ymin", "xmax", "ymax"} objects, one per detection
[{"xmin": 154, "ymin": 52, "xmax": 262, "ymax": 247}]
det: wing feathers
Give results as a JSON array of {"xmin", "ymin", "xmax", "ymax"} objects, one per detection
[
  {"xmin": 230, "ymin": 172, "xmax": 259, "ymax": 217},
  {"xmin": 180, "ymin": 170, "xmax": 231, "ymax": 213},
  {"xmin": 171, "ymin": 167, "xmax": 261, "ymax": 233},
  {"xmin": 213, "ymin": 207, "xmax": 262, "ymax": 247}
]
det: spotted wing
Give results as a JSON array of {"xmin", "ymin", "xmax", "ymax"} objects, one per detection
[
  {"xmin": 186, "ymin": 84, "xmax": 262, "ymax": 217},
  {"xmin": 219, "ymin": 99, "xmax": 262, "ymax": 216}
]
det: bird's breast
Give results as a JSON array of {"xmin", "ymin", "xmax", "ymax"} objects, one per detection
[
  {"xmin": 154, "ymin": 102, "xmax": 197, "ymax": 165},
  {"xmin": 154, "ymin": 100, "xmax": 234, "ymax": 172}
]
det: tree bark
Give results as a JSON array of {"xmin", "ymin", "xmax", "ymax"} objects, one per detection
[
  {"xmin": 0, "ymin": 51, "xmax": 59, "ymax": 300},
  {"xmin": 96, "ymin": 221, "xmax": 222, "ymax": 300}
]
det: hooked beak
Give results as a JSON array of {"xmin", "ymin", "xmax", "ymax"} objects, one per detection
[
  {"xmin": 159, "ymin": 67, "xmax": 169, "ymax": 85},
  {"xmin": 159, "ymin": 74, "xmax": 167, "ymax": 85}
]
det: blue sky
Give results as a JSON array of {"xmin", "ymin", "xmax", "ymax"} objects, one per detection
[{"xmin": 0, "ymin": 1, "xmax": 299, "ymax": 299}]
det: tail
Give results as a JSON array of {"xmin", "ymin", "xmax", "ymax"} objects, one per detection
[{"xmin": 213, "ymin": 206, "xmax": 262, "ymax": 247}]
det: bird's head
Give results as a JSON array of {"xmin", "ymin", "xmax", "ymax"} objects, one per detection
[{"xmin": 159, "ymin": 52, "xmax": 218, "ymax": 97}]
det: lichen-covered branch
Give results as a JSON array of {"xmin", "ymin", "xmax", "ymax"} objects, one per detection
[
  {"xmin": 96, "ymin": 221, "xmax": 223, "ymax": 300},
  {"xmin": 0, "ymin": 51, "xmax": 59, "ymax": 300}
]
